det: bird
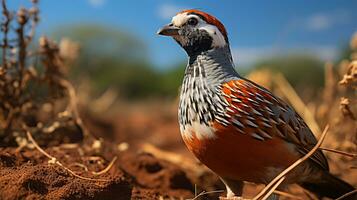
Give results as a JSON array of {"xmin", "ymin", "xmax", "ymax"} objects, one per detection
[{"xmin": 157, "ymin": 9, "xmax": 356, "ymax": 200}]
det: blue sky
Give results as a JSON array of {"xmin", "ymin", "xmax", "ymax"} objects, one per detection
[{"xmin": 7, "ymin": 0, "xmax": 357, "ymax": 69}]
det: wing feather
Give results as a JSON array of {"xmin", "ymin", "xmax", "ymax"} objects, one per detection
[{"xmin": 220, "ymin": 79, "xmax": 329, "ymax": 170}]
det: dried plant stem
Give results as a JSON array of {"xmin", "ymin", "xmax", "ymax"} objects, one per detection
[
  {"xmin": 1, "ymin": 0, "xmax": 10, "ymax": 68},
  {"xmin": 1, "ymin": 0, "xmax": 13, "ymax": 132},
  {"xmin": 253, "ymin": 125, "xmax": 329, "ymax": 200},
  {"xmin": 70, "ymin": 163, "xmax": 89, "ymax": 172},
  {"xmin": 26, "ymin": 130, "xmax": 111, "ymax": 182},
  {"xmin": 92, "ymin": 156, "xmax": 117, "ymax": 176},
  {"xmin": 15, "ymin": 7, "xmax": 30, "ymax": 98},
  {"xmin": 261, "ymin": 177, "xmax": 285, "ymax": 200},
  {"xmin": 26, "ymin": 130, "xmax": 52, "ymax": 158},
  {"xmin": 320, "ymin": 147, "xmax": 357, "ymax": 158},
  {"xmin": 335, "ymin": 189, "xmax": 357, "ymax": 200},
  {"xmin": 57, "ymin": 78, "xmax": 90, "ymax": 137},
  {"xmin": 27, "ymin": 1, "xmax": 39, "ymax": 44}
]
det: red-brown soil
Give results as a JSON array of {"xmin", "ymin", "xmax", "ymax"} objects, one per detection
[
  {"xmin": 0, "ymin": 100, "xmax": 225, "ymax": 200},
  {"xmin": 0, "ymin": 147, "xmax": 132, "ymax": 200},
  {"xmin": 1, "ymin": 100, "xmax": 356, "ymax": 200},
  {"xmin": 0, "ymin": 141, "xmax": 201, "ymax": 200}
]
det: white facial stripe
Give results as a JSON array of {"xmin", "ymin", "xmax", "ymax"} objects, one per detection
[
  {"xmin": 171, "ymin": 13, "xmax": 227, "ymax": 48},
  {"xmin": 171, "ymin": 13, "xmax": 187, "ymax": 27},
  {"xmin": 198, "ymin": 24, "xmax": 226, "ymax": 48}
]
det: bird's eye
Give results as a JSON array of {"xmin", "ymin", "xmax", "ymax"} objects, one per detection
[{"xmin": 187, "ymin": 17, "xmax": 198, "ymax": 26}]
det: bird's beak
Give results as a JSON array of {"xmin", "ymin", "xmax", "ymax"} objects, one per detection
[{"xmin": 157, "ymin": 23, "xmax": 180, "ymax": 36}]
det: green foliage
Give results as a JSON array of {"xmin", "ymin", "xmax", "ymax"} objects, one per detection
[
  {"xmin": 157, "ymin": 63, "xmax": 185, "ymax": 97},
  {"xmin": 52, "ymin": 24, "xmax": 184, "ymax": 99},
  {"xmin": 53, "ymin": 24, "xmax": 146, "ymax": 60}
]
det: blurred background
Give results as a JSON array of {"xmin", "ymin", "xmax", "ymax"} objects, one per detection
[{"xmin": 6, "ymin": 0, "xmax": 357, "ymax": 100}]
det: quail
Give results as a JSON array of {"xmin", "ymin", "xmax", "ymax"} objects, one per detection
[{"xmin": 158, "ymin": 9, "xmax": 356, "ymax": 199}]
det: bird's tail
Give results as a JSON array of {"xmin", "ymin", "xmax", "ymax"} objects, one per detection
[{"xmin": 300, "ymin": 171, "xmax": 356, "ymax": 200}]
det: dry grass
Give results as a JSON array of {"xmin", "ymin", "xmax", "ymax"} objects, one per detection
[
  {"xmin": 0, "ymin": 0, "xmax": 87, "ymax": 146},
  {"xmin": 0, "ymin": 0, "xmax": 114, "ymax": 185}
]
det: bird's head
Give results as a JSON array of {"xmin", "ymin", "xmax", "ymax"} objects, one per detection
[{"xmin": 157, "ymin": 9, "xmax": 229, "ymax": 55}]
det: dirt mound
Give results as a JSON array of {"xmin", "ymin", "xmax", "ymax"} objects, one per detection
[
  {"xmin": 0, "ymin": 143, "xmax": 198, "ymax": 200},
  {"xmin": 0, "ymin": 148, "xmax": 131, "ymax": 200},
  {"xmin": 118, "ymin": 152, "xmax": 194, "ymax": 198}
]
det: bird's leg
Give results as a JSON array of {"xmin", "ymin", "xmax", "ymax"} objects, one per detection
[
  {"xmin": 226, "ymin": 184, "xmax": 236, "ymax": 198},
  {"xmin": 220, "ymin": 178, "xmax": 244, "ymax": 199}
]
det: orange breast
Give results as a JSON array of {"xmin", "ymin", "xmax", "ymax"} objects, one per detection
[{"xmin": 182, "ymin": 123, "xmax": 300, "ymax": 183}]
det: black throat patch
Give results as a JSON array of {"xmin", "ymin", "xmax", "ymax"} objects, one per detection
[{"xmin": 175, "ymin": 29, "xmax": 213, "ymax": 56}]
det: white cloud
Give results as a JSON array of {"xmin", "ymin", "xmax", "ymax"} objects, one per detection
[
  {"xmin": 305, "ymin": 11, "xmax": 351, "ymax": 31},
  {"xmin": 88, "ymin": 0, "xmax": 105, "ymax": 8},
  {"xmin": 158, "ymin": 4, "xmax": 186, "ymax": 20},
  {"xmin": 231, "ymin": 46, "xmax": 338, "ymax": 67}
]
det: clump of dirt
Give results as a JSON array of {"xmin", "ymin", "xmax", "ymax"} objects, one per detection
[{"xmin": 118, "ymin": 152, "xmax": 194, "ymax": 198}]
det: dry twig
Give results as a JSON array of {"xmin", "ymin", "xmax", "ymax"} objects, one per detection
[
  {"xmin": 320, "ymin": 147, "xmax": 357, "ymax": 158},
  {"xmin": 57, "ymin": 78, "xmax": 90, "ymax": 137},
  {"xmin": 335, "ymin": 189, "xmax": 357, "ymax": 200},
  {"xmin": 70, "ymin": 162, "xmax": 89, "ymax": 172},
  {"xmin": 92, "ymin": 156, "xmax": 117, "ymax": 176},
  {"xmin": 1, "ymin": 0, "xmax": 11, "ymax": 68},
  {"xmin": 260, "ymin": 177, "xmax": 285, "ymax": 200}
]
